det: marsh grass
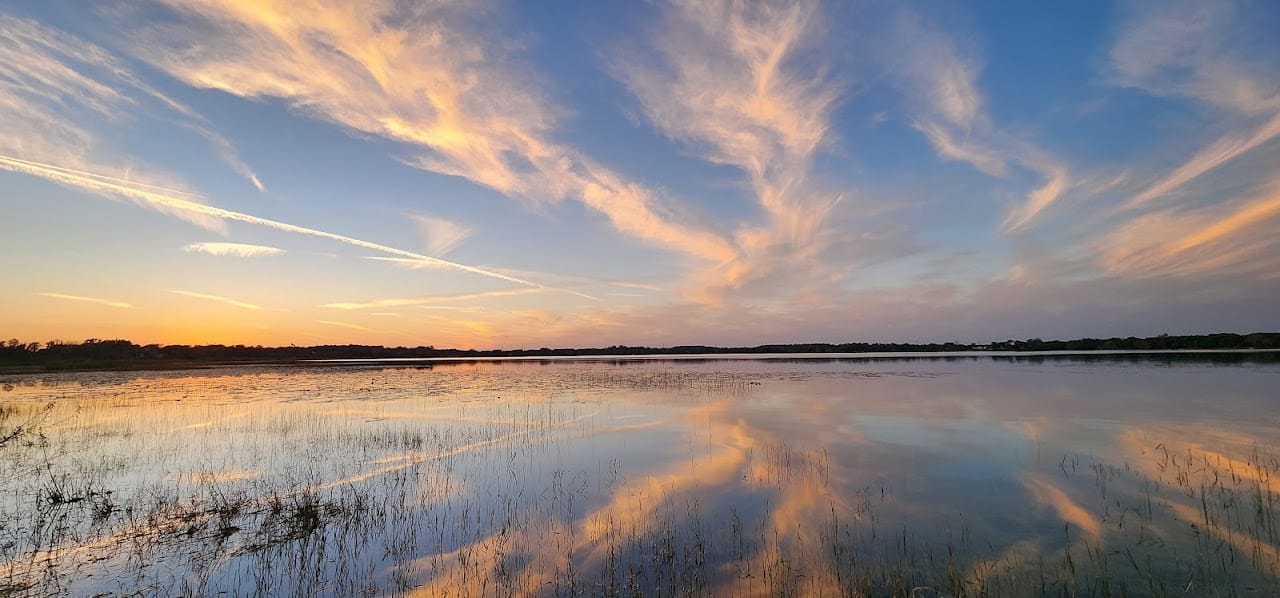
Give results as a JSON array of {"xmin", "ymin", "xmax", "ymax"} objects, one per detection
[{"xmin": 0, "ymin": 362, "xmax": 1277, "ymax": 596}]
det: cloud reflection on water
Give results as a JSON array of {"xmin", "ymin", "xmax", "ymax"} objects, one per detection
[{"xmin": 1, "ymin": 354, "xmax": 1277, "ymax": 594}]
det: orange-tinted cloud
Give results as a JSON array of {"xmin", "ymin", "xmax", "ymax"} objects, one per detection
[
  {"xmin": 615, "ymin": 0, "xmax": 852, "ymax": 297},
  {"xmin": 131, "ymin": 0, "xmax": 737, "ymax": 266},
  {"xmin": 1099, "ymin": 187, "xmax": 1280, "ymax": 278}
]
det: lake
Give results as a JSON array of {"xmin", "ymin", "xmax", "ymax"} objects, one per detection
[{"xmin": 1, "ymin": 353, "xmax": 1278, "ymax": 596}]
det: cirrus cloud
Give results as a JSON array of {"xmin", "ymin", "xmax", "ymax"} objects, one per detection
[
  {"xmin": 167, "ymin": 289, "xmax": 264, "ymax": 310},
  {"xmin": 183, "ymin": 242, "xmax": 285, "ymax": 258},
  {"xmin": 34, "ymin": 292, "xmax": 132, "ymax": 309},
  {"xmin": 126, "ymin": 0, "xmax": 737, "ymax": 268}
]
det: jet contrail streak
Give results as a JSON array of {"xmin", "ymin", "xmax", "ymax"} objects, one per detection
[
  {"xmin": 0, "ymin": 154, "xmax": 207, "ymax": 198},
  {"xmin": 0, "ymin": 154, "xmax": 598, "ymax": 300}
]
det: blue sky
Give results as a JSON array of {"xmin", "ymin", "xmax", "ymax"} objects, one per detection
[{"xmin": 2, "ymin": 0, "xmax": 1278, "ymax": 348}]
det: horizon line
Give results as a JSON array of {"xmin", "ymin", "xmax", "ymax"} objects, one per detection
[{"xmin": 10, "ymin": 331, "xmax": 1278, "ymax": 353}]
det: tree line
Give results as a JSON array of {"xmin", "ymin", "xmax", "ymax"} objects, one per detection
[{"xmin": 2, "ymin": 333, "xmax": 1278, "ymax": 371}]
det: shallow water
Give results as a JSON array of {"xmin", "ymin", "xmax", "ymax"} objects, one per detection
[{"xmin": 1, "ymin": 354, "xmax": 1278, "ymax": 595}]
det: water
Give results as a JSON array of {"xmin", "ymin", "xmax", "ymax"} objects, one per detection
[{"xmin": 1, "ymin": 354, "xmax": 1278, "ymax": 595}]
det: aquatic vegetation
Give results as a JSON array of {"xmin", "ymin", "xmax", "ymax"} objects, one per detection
[{"xmin": 0, "ymin": 356, "xmax": 1277, "ymax": 595}]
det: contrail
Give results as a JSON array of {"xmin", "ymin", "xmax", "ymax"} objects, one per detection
[
  {"xmin": 0, "ymin": 154, "xmax": 598, "ymax": 299},
  {"xmin": 323, "ymin": 287, "xmax": 546, "ymax": 310},
  {"xmin": 168, "ymin": 290, "xmax": 263, "ymax": 310},
  {"xmin": 316, "ymin": 320, "xmax": 373, "ymax": 331},
  {"xmin": 34, "ymin": 292, "xmax": 132, "ymax": 309},
  {"xmin": 0, "ymin": 154, "xmax": 207, "ymax": 198}
]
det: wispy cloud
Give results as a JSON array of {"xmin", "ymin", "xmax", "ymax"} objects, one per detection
[
  {"xmin": 127, "ymin": 0, "xmax": 736, "ymax": 266},
  {"xmin": 322, "ymin": 298, "xmax": 447, "ymax": 311},
  {"xmin": 490, "ymin": 267, "xmax": 668, "ymax": 294},
  {"xmin": 882, "ymin": 10, "xmax": 985, "ymax": 131},
  {"xmin": 619, "ymin": 1, "xmax": 837, "ymax": 174},
  {"xmin": 364, "ymin": 257, "xmax": 598, "ymax": 300},
  {"xmin": 881, "ymin": 9, "xmax": 1069, "ymax": 233},
  {"xmin": 1003, "ymin": 164, "xmax": 1070, "ymax": 232},
  {"xmin": 363, "ymin": 257, "xmax": 463, "ymax": 272},
  {"xmin": 0, "ymin": 15, "xmax": 124, "ymax": 158},
  {"xmin": 168, "ymin": 290, "xmax": 262, "ymax": 310},
  {"xmin": 322, "ymin": 288, "xmax": 545, "ymax": 311},
  {"xmin": 1099, "ymin": 184, "xmax": 1280, "ymax": 278},
  {"xmin": 0, "ymin": 154, "xmax": 204, "ymax": 198},
  {"xmin": 607, "ymin": 280, "xmax": 665, "ymax": 292},
  {"xmin": 34, "ymin": 292, "xmax": 131, "ymax": 309},
  {"xmin": 364, "ymin": 257, "xmax": 600, "ymax": 300},
  {"xmin": 367, "ymin": 256, "xmax": 655, "ymax": 297},
  {"xmin": 1127, "ymin": 113, "xmax": 1280, "ymax": 207},
  {"xmin": 0, "ymin": 155, "xmax": 583, "ymax": 296},
  {"xmin": 183, "ymin": 242, "xmax": 285, "ymax": 257},
  {"xmin": 0, "ymin": 15, "xmax": 263, "ymax": 193},
  {"xmin": 1109, "ymin": 1, "xmax": 1280, "ymax": 208},
  {"xmin": 614, "ymin": 0, "xmax": 853, "ymax": 297},
  {"xmin": 1086, "ymin": 0, "xmax": 1280, "ymax": 280},
  {"xmin": 1109, "ymin": 2, "xmax": 1280, "ymax": 117},
  {"xmin": 316, "ymin": 320, "xmax": 372, "ymax": 332},
  {"xmin": 409, "ymin": 214, "xmax": 472, "ymax": 257},
  {"xmin": 911, "ymin": 120, "xmax": 1008, "ymax": 177}
]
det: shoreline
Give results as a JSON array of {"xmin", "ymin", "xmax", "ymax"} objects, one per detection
[{"xmin": 4, "ymin": 347, "xmax": 1278, "ymax": 376}]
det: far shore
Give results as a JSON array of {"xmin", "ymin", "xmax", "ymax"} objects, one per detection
[{"xmin": 4, "ymin": 347, "xmax": 1278, "ymax": 376}]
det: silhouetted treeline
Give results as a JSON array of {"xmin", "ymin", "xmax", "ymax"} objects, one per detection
[
  {"xmin": 983, "ymin": 333, "xmax": 1280, "ymax": 351},
  {"xmin": 2, "ymin": 333, "xmax": 1278, "ymax": 372}
]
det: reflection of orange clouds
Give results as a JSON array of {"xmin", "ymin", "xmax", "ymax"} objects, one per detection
[
  {"xmin": 393, "ymin": 400, "xmax": 759, "ymax": 591},
  {"xmin": 964, "ymin": 539, "xmax": 1042, "ymax": 588},
  {"xmin": 404, "ymin": 518, "xmax": 569, "ymax": 597},
  {"xmin": 310, "ymin": 408, "xmax": 601, "ymax": 493},
  {"xmin": 18, "ymin": 360, "xmax": 1277, "ymax": 593},
  {"xmin": 0, "ymin": 371, "xmax": 605, "ymax": 586},
  {"xmin": 318, "ymin": 406, "xmax": 554, "ymax": 427},
  {"xmin": 177, "ymin": 468, "xmax": 262, "ymax": 484},
  {"xmin": 1118, "ymin": 426, "xmax": 1280, "ymax": 496},
  {"xmin": 722, "ymin": 472, "xmax": 848, "ymax": 596},
  {"xmin": 580, "ymin": 417, "xmax": 751, "ymax": 548},
  {"xmin": 1007, "ymin": 417, "xmax": 1049, "ymax": 446},
  {"xmin": 1020, "ymin": 474, "xmax": 1101, "ymax": 539},
  {"xmin": 395, "ymin": 396, "xmax": 870, "ymax": 594},
  {"xmin": 1114, "ymin": 424, "xmax": 1280, "ymax": 576},
  {"xmin": 1166, "ymin": 501, "xmax": 1280, "ymax": 566}
]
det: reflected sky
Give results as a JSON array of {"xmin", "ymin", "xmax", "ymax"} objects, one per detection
[{"xmin": 2, "ymin": 355, "xmax": 1278, "ymax": 595}]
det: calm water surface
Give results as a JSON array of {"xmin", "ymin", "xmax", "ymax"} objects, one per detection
[{"xmin": 1, "ymin": 354, "xmax": 1278, "ymax": 595}]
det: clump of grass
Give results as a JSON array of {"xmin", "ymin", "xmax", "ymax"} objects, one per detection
[
  {"xmin": 0, "ymin": 402, "xmax": 52, "ymax": 449},
  {"xmin": 0, "ymin": 581, "xmax": 34, "ymax": 597}
]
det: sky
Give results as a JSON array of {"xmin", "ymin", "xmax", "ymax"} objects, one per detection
[{"xmin": 1, "ymin": 0, "xmax": 1279, "ymax": 349}]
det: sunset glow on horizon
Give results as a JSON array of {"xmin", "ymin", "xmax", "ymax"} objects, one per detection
[{"xmin": 3, "ymin": 1, "xmax": 1279, "ymax": 349}]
